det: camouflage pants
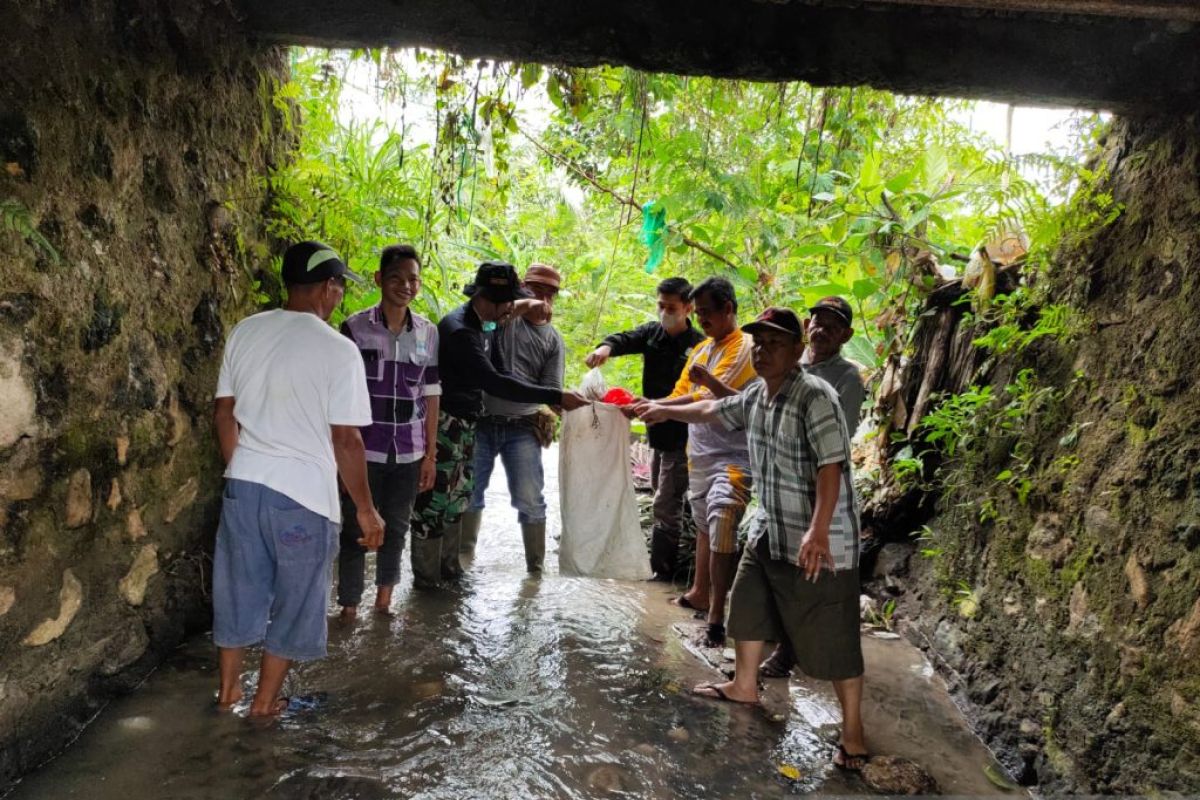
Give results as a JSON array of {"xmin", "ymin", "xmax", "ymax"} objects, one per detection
[{"xmin": 410, "ymin": 411, "xmax": 477, "ymax": 541}]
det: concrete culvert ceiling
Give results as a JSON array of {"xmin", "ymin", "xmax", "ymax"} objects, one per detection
[{"xmin": 241, "ymin": 0, "xmax": 1200, "ymax": 112}]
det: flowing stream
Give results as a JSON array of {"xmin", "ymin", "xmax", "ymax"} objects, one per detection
[{"xmin": 9, "ymin": 446, "xmax": 1011, "ymax": 798}]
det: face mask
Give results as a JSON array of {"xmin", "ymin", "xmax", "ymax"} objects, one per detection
[
  {"xmin": 660, "ymin": 312, "xmax": 685, "ymax": 330},
  {"xmin": 481, "ymin": 321, "xmax": 497, "ymax": 333}
]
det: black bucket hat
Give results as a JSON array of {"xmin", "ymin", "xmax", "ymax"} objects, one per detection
[{"xmin": 464, "ymin": 261, "xmax": 533, "ymax": 303}]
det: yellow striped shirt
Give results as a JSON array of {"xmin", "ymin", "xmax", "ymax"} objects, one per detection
[{"xmin": 668, "ymin": 329, "xmax": 756, "ymax": 461}]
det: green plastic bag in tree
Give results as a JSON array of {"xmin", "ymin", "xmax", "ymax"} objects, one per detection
[{"xmin": 640, "ymin": 200, "xmax": 666, "ymax": 274}]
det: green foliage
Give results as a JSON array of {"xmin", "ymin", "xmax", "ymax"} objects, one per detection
[
  {"xmin": 1, "ymin": 198, "xmax": 59, "ymax": 265},
  {"xmin": 969, "ymin": 288, "xmax": 1084, "ymax": 355},
  {"xmin": 863, "ymin": 598, "xmax": 897, "ymax": 631},
  {"xmin": 266, "ymin": 48, "xmax": 1097, "ymax": 388},
  {"xmin": 891, "ymin": 445, "xmax": 926, "ymax": 490},
  {"xmin": 918, "ymin": 384, "xmax": 994, "ymax": 458}
]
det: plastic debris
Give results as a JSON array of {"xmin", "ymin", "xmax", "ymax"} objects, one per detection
[
  {"xmin": 602, "ymin": 387, "xmax": 634, "ymax": 406},
  {"xmin": 640, "ymin": 200, "xmax": 667, "ymax": 274},
  {"xmin": 983, "ymin": 763, "xmax": 1019, "ymax": 791}
]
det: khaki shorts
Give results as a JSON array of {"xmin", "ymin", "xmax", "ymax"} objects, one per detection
[
  {"xmin": 688, "ymin": 460, "xmax": 752, "ymax": 555},
  {"xmin": 727, "ymin": 536, "xmax": 864, "ymax": 681}
]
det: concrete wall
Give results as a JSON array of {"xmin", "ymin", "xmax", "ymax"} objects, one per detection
[{"xmin": 0, "ymin": 0, "xmax": 288, "ymax": 785}]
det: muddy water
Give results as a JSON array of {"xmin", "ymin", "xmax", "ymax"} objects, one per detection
[{"xmin": 9, "ymin": 447, "xmax": 1012, "ymax": 798}]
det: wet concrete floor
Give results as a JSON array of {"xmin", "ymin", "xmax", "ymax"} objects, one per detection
[{"xmin": 8, "ymin": 448, "xmax": 1015, "ymax": 798}]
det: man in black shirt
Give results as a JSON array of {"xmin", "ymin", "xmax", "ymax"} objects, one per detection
[
  {"xmin": 410, "ymin": 262, "xmax": 588, "ymax": 588},
  {"xmin": 586, "ymin": 277, "xmax": 704, "ymax": 580}
]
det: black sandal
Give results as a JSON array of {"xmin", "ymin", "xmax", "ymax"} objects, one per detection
[
  {"xmin": 833, "ymin": 743, "xmax": 870, "ymax": 772},
  {"xmin": 672, "ymin": 595, "xmax": 708, "ymax": 613}
]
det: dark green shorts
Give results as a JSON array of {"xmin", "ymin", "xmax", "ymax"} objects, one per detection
[{"xmin": 726, "ymin": 536, "xmax": 864, "ymax": 681}]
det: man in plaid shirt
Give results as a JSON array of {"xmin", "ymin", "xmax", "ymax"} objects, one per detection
[{"xmin": 638, "ymin": 306, "xmax": 868, "ymax": 772}]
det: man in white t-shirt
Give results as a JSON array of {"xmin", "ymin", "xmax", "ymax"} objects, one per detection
[{"xmin": 212, "ymin": 240, "xmax": 384, "ymax": 718}]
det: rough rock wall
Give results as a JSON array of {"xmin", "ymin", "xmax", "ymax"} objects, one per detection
[
  {"xmin": 901, "ymin": 115, "xmax": 1200, "ymax": 793},
  {"xmin": 0, "ymin": 0, "xmax": 288, "ymax": 786}
]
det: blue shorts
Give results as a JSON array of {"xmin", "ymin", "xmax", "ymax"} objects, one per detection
[{"xmin": 212, "ymin": 479, "xmax": 338, "ymax": 661}]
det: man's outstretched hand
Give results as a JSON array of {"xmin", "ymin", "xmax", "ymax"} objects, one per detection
[
  {"xmin": 357, "ymin": 506, "xmax": 386, "ymax": 551},
  {"xmin": 560, "ymin": 390, "xmax": 589, "ymax": 411},
  {"xmin": 585, "ymin": 345, "xmax": 612, "ymax": 368},
  {"xmin": 636, "ymin": 402, "xmax": 672, "ymax": 424}
]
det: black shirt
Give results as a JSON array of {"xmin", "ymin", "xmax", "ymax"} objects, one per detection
[
  {"xmin": 601, "ymin": 320, "xmax": 705, "ymax": 451},
  {"xmin": 439, "ymin": 302, "xmax": 562, "ymax": 420}
]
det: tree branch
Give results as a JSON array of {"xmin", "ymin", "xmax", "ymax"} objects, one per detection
[{"xmin": 518, "ymin": 129, "xmax": 743, "ymax": 272}]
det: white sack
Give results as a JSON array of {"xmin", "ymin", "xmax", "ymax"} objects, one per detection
[{"xmin": 558, "ymin": 402, "xmax": 650, "ymax": 580}]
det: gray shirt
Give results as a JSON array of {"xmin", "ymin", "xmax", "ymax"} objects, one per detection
[
  {"xmin": 801, "ymin": 352, "xmax": 866, "ymax": 430},
  {"xmin": 483, "ymin": 318, "xmax": 564, "ymax": 417}
]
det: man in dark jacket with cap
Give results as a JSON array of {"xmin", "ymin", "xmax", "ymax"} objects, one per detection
[
  {"xmin": 409, "ymin": 261, "xmax": 588, "ymax": 588},
  {"xmin": 460, "ymin": 263, "xmax": 567, "ymax": 574}
]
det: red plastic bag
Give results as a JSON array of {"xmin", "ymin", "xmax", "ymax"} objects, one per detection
[{"xmin": 602, "ymin": 387, "xmax": 635, "ymax": 406}]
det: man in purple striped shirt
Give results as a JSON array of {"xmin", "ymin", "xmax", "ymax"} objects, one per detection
[{"xmin": 336, "ymin": 245, "xmax": 441, "ymax": 618}]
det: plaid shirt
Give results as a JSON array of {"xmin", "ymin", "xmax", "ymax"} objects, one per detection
[
  {"xmin": 716, "ymin": 368, "xmax": 860, "ymax": 570},
  {"xmin": 341, "ymin": 306, "xmax": 441, "ymax": 464}
]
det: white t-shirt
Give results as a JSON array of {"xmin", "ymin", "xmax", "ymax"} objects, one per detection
[{"xmin": 215, "ymin": 309, "xmax": 371, "ymax": 523}]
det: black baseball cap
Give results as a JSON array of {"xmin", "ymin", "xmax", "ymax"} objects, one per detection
[
  {"xmin": 463, "ymin": 261, "xmax": 533, "ymax": 303},
  {"xmin": 742, "ymin": 307, "xmax": 804, "ymax": 338},
  {"xmin": 808, "ymin": 295, "xmax": 853, "ymax": 326},
  {"xmin": 280, "ymin": 240, "xmax": 364, "ymax": 286}
]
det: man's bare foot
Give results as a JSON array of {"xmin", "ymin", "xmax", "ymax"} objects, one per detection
[
  {"xmin": 337, "ymin": 606, "xmax": 358, "ymax": 622},
  {"xmin": 691, "ymin": 681, "xmax": 759, "ymax": 706},
  {"xmin": 373, "ymin": 586, "xmax": 394, "ymax": 616},
  {"xmin": 215, "ymin": 690, "xmax": 244, "ymax": 712},
  {"xmin": 248, "ymin": 696, "xmax": 288, "ymax": 718}
]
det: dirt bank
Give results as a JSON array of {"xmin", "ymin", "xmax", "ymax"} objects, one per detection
[{"xmin": 893, "ymin": 114, "xmax": 1200, "ymax": 793}]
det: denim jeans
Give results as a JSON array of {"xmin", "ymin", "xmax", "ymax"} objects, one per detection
[
  {"xmin": 212, "ymin": 479, "xmax": 338, "ymax": 661},
  {"xmin": 469, "ymin": 419, "xmax": 546, "ymax": 524}
]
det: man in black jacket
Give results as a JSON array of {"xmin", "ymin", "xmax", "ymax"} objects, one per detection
[
  {"xmin": 410, "ymin": 261, "xmax": 588, "ymax": 588},
  {"xmin": 586, "ymin": 277, "xmax": 705, "ymax": 580}
]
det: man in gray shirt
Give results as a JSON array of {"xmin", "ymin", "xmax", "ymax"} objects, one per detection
[
  {"xmin": 460, "ymin": 264, "xmax": 565, "ymax": 572},
  {"xmin": 802, "ymin": 296, "xmax": 866, "ymax": 427}
]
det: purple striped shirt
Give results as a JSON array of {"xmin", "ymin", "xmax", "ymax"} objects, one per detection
[{"xmin": 341, "ymin": 306, "xmax": 441, "ymax": 464}]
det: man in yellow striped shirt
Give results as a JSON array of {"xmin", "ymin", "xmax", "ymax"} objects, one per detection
[{"xmin": 638, "ymin": 277, "xmax": 756, "ymax": 647}]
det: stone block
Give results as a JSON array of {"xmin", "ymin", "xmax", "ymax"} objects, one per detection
[
  {"xmin": 1067, "ymin": 582, "xmax": 1099, "ymax": 638},
  {"xmin": 0, "ymin": 340, "xmax": 36, "ymax": 448},
  {"xmin": 65, "ymin": 469, "xmax": 92, "ymax": 528},
  {"xmin": 1165, "ymin": 597, "xmax": 1200, "ymax": 657},
  {"xmin": 1123, "ymin": 554, "xmax": 1150, "ymax": 609},
  {"xmin": 872, "ymin": 542, "xmax": 913, "ymax": 579},
  {"xmin": 126, "ymin": 508, "xmax": 146, "ymax": 540},
  {"xmin": 118, "ymin": 544, "xmax": 158, "ymax": 607},
  {"xmin": 163, "ymin": 477, "xmax": 198, "ymax": 524},
  {"xmin": 22, "ymin": 569, "xmax": 83, "ymax": 646},
  {"xmin": 105, "ymin": 478, "xmax": 122, "ymax": 511},
  {"xmin": 861, "ymin": 755, "xmax": 939, "ymax": 794}
]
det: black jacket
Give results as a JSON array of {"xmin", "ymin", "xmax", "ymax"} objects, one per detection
[
  {"xmin": 601, "ymin": 320, "xmax": 704, "ymax": 451},
  {"xmin": 439, "ymin": 302, "xmax": 561, "ymax": 420}
]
